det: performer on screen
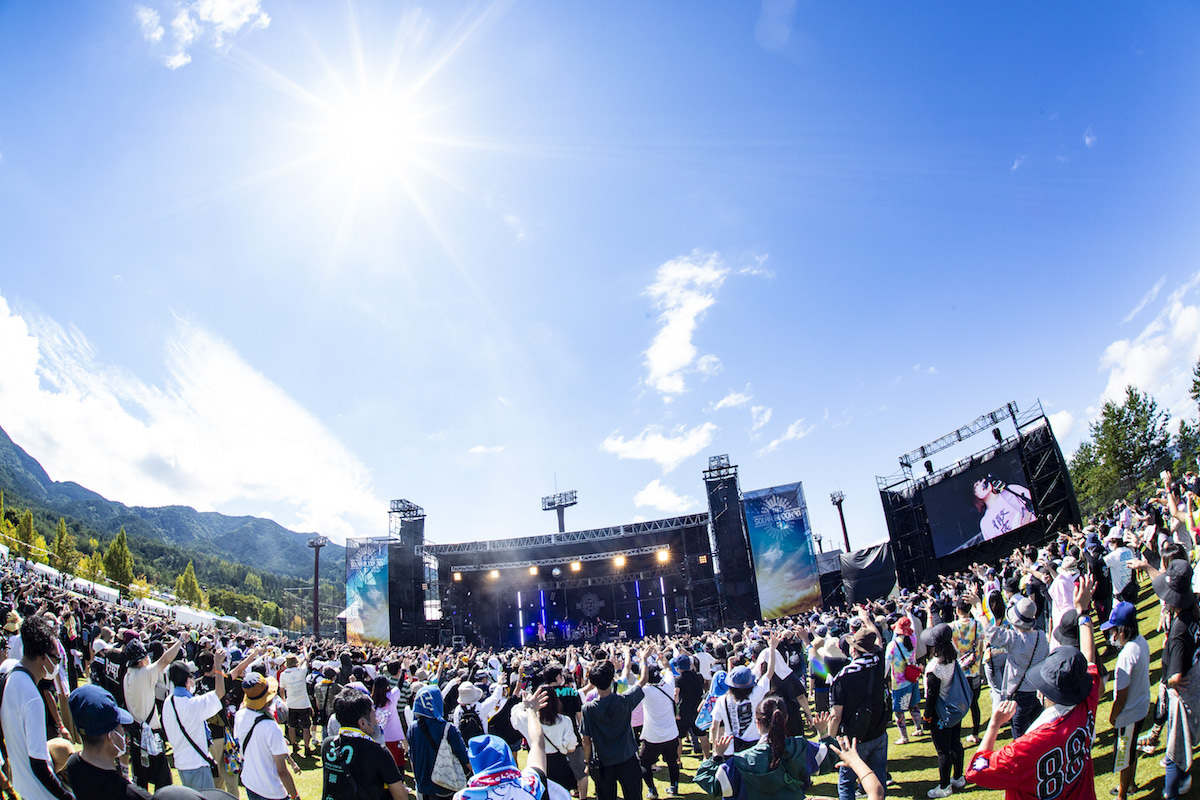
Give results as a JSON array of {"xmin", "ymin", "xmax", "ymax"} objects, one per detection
[
  {"xmin": 973, "ymin": 474, "xmax": 1036, "ymax": 540},
  {"xmin": 537, "ymin": 621, "xmax": 546, "ymax": 643}
]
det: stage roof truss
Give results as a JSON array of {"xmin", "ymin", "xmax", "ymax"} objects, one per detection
[
  {"xmin": 424, "ymin": 513, "xmax": 708, "ymax": 556},
  {"xmin": 444, "ymin": 544, "xmax": 671, "ymax": 572},
  {"xmin": 898, "ymin": 402, "xmax": 1018, "ymax": 469}
]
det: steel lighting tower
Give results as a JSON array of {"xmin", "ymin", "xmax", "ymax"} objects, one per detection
[
  {"xmin": 307, "ymin": 535, "xmax": 328, "ymax": 638},
  {"xmin": 830, "ymin": 491, "xmax": 850, "ymax": 553},
  {"xmin": 541, "ymin": 490, "xmax": 578, "ymax": 533}
]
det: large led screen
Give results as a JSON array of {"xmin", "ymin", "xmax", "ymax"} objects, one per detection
[{"xmin": 924, "ymin": 449, "xmax": 1038, "ymax": 558}]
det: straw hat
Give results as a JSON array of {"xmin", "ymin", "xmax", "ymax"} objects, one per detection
[{"xmin": 242, "ymin": 674, "xmax": 278, "ymax": 711}]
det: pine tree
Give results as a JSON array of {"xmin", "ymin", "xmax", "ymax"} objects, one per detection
[
  {"xmin": 51, "ymin": 518, "xmax": 79, "ymax": 575},
  {"xmin": 31, "ymin": 534, "xmax": 49, "ymax": 565},
  {"xmin": 103, "ymin": 527, "xmax": 136, "ymax": 595},
  {"xmin": 177, "ymin": 561, "xmax": 205, "ymax": 607},
  {"xmin": 15, "ymin": 511, "xmax": 34, "ymax": 560},
  {"xmin": 80, "ymin": 551, "xmax": 106, "ymax": 583},
  {"xmin": 243, "ymin": 571, "xmax": 264, "ymax": 596}
]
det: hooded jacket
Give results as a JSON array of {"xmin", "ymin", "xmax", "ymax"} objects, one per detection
[
  {"xmin": 695, "ymin": 735, "xmax": 838, "ymax": 800},
  {"xmin": 409, "ymin": 685, "xmax": 472, "ymax": 795}
]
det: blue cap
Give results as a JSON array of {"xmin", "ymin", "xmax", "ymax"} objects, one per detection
[
  {"xmin": 1101, "ymin": 601, "xmax": 1139, "ymax": 631},
  {"xmin": 69, "ymin": 684, "xmax": 133, "ymax": 736},
  {"xmin": 467, "ymin": 734, "xmax": 517, "ymax": 776},
  {"xmin": 727, "ymin": 665, "xmax": 755, "ymax": 689}
]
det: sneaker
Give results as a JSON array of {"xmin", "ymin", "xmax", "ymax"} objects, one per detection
[
  {"xmin": 965, "ymin": 735, "xmax": 979, "ymax": 746},
  {"xmin": 952, "ymin": 777, "xmax": 967, "ymax": 790},
  {"xmin": 1180, "ymin": 774, "xmax": 1192, "ymax": 795},
  {"xmin": 669, "ymin": 784, "xmax": 680, "ymax": 798},
  {"xmin": 895, "ymin": 737, "xmax": 910, "ymax": 745},
  {"xmin": 886, "ymin": 777, "xmax": 900, "ymax": 788},
  {"xmin": 928, "ymin": 786, "xmax": 953, "ymax": 799}
]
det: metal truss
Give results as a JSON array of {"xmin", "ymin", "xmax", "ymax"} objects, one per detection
[
  {"xmin": 447, "ymin": 544, "xmax": 669, "ymax": 572},
  {"xmin": 898, "ymin": 403, "xmax": 1018, "ymax": 469},
  {"xmin": 488, "ymin": 565, "xmax": 678, "ymax": 590},
  {"xmin": 425, "ymin": 513, "xmax": 709, "ymax": 555}
]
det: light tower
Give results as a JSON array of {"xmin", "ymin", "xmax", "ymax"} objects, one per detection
[
  {"xmin": 830, "ymin": 491, "xmax": 850, "ymax": 553},
  {"xmin": 307, "ymin": 535, "xmax": 328, "ymax": 637},
  {"xmin": 541, "ymin": 490, "xmax": 578, "ymax": 533}
]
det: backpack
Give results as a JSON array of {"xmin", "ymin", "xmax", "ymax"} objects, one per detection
[
  {"xmin": 458, "ymin": 705, "xmax": 485, "ymax": 742},
  {"xmin": 936, "ymin": 662, "xmax": 972, "ymax": 729}
]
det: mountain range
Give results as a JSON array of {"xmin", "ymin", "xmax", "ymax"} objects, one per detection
[{"xmin": 0, "ymin": 424, "xmax": 346, "ymax": 582}]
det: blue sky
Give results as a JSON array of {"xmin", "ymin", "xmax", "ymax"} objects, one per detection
[{"xmin": 1, "ymin": 1, "xmax": 1199, "ymax": 551}]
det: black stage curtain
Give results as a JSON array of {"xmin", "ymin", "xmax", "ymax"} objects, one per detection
[{"xmin": 840, "ymin": 544, "xmax": 896, "ymax": 605}]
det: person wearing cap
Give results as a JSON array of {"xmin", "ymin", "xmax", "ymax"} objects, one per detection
[
  {"xmin": 972, "ymin": 591, "xmax": 1047, "ymax": 740},
  {"xmin": 0, "ymin": 614, "xmax": 74, "ymax": 800},
  {"xmin": 1153, "ymin": 558, "xmax": 1200, "ymax": 800},
  {"xmin": 62, "ymin": 684, "xmax": 148, "ymax": 800},
  {"xmin": 1102, "ymin": 530, "xmax": 1138, "ymax": 605},
  {"xmin": 829, "ymin": 612, "xmax": 889, "ymax": 800},
  {"xmin": 919, "ymin": 624, "xmax": 965, "ymax": 799},
  {"xmin": 123, "ymin": 634, "xmax": 185, "ymax": 792},
  {"xmin": 455, "ymin": 688, "xmax": 558, "ymax": 800},
  {"xmin": 322, "ymin": 686, "xmax": 407, "ymax": 800},
  {"xmin": 163, "ymin": 652, "xmax": 228, "ymax": 791},
  {"xmin": 965, "ymin": 575, "xmax": 1101, "ymax": 800},
  {"xmin": 452, "ymin": 679, "xmax": 505, "ymax": 738},
  {"xmin": 278, "ymin": 648, "xmax": 313, "ymax": 758},
  {"xmin": 709, "ymin": 633, "xmax": 779, "ymax": 757},
  {"xmin": 884, "ymin": 617, "xmax": 922, "ymax": 746},
  {"xmin": 235, "ymin": 672, "xmax": 300, "ymax": 800},
  {"xmin": 1100, "ymin": 601, "xmax": 1150, "ymax": 800}
]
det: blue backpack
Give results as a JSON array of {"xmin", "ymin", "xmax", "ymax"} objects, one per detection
[{"xmin": 936, "ymin": 662, "xmax": 972, "ymax": 728}]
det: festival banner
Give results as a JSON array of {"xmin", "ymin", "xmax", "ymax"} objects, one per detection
[
  {"xmin": 345, "ymin": 538, "xmax": 390, "ymax": 646},
  {"xmin": 742, "ymin": 482, "xmax": 822, "ymax": 618}
]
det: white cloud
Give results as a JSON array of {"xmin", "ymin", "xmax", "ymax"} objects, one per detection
[
  {"xmin": 643, "ymin": 252, "xmax": 728, "ymax": 396},
  {"xmin": 468, "ymin": 445, "xmax": 505, "ymax": 454},
  {"xmin": 757, "ymin": 419, "xmax": 815, "ymax": 456},
  {"xmin": 502, "ymin": 214, "xmax": 528, "ymax": 242},
  {"xmin": 751, "ymin": 405, "xmax": 772, "ymax": 431},
  {"xmin": 1099, "ymin": 272, "xmax": 1200, "ymax": 419},
  {"xmin": 738, "ymin": 253, "xmax": 774, "ymax": 278},
  {"xmin": 0, "ymin": 295, "xmax": 382, "ymax": 542},
  {"xmin": 1010, "ymin": 156, "xmax": 1026, "ymax": 172},
  {"xmin": 141, "ymin": 0, "xmax": 270, "ymax": 70},
  {"xmin": 601, "ymin": 422, "xmax": 717, "ymax": 473},
  {"xmin": 912, "ymin": 363, "xmax": 937, "ymax": 376},
  {"xmin": 497, "ymin": 396, "xmax": 511, "ymax": 407},
  {"xmin": 1083, "ymin": 126, "xmax": 1097, "ymax": 148},
  {"xmin": 1123, "ymin": 276, "xmax": 1166, "ymax": 324},
  {"xmin": 633, "ymin": 479, "xmax": 698, "ymax": 513},
  {"xmin": 136, "ymin": 6, "xmax": 164, "ymax": 42},
  {"xmin": 713, "ymin": 390, "xmax": 751, "ymax": 411},
  {"xmin": 1049, "ymin": 410, "xmax": 1076, "ymax": 440}
]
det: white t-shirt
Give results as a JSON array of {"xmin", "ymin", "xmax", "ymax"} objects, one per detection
[
  {"xmin": 638, "ymin": 677, "xmax": 679, "ymax": 744},
  {"xmin": 163, "ymin": 690, "xmax": 222, "ymax": 771},
  {"xmin": 279, "ymin": 666, "xmax": 311, "ymax": 710},
  {"xmin": 694, "ymin": 651, "xmax": 716, "ymax": 681},
  {"xmin": 1113, "ymin": 635, "xmax": 1152, "ymax": 730},
  {"xmin": 0, "ymin": 662, "xmax": 56, "ymax": 800},
  {"xmin": 7, "ymin": 635, "xmax": 22, "ymax": 662},
  {"xmin": 235, "ymin": 707, "xmax": 289, "ymax": 800},
  {"xmin": 124, "ymin": 663, "xmax": 166, "ymax": 727},
  {"xmin": 709, "ymin": 676, "xmax": 770, "ymax": 755}
]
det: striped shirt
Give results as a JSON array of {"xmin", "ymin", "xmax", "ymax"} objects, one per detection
[{"xmin": 984, "ymin": 622, "xmax": 1047, "ymax": 696}]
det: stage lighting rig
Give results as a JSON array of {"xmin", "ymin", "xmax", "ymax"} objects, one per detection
[
  {"xmin": 614, "ymin": 555, "xmax": 626, "ymax": 568},
  {"xmin": 656, "ymin": 549, "xmax": 669, "ymax": 563},
  {"xmin": 830, "ymin": 491, "xmax": 851, "ymax": 553},
  {"xmin": 541, "ymin": 490, "xmax": 578, "ymax": 533}
]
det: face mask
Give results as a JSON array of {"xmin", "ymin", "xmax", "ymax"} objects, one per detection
[{"xmin": 110, "ymin": 729, "xmax": 127, "ymax": 757}]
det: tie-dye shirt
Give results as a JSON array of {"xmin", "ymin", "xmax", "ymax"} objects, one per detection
[{"xmin": 951, "ymin": 617, "xmax": 984, "ymax": 678}]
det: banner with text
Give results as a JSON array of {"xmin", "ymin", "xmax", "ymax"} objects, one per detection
[
  {"xmin": 743, "ymin": 482, "xmax": 822, "ymax": 618},
  {"xmin": 346, "ymin": 538, "xmax": 390, "ymax": 646}
]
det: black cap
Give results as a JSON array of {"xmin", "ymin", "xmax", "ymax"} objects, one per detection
[
  {"xmin": 1027, "ymin": 646, "xmax": 1093, "ymax": 706},
  {"xmin": 1153, "ymin": 559, "xmax": 1195, "ymax": 608},
  {"xmin": 919, "ymin": 622, "xmax": 952, "ymax": 649}
]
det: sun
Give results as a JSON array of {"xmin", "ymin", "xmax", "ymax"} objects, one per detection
[{"xmin": 320, "ymin": 90, "xmax": 420, "ymax": 180}]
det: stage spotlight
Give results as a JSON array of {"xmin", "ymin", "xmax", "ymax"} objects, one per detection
[
  {"xmin": 489, "ymin": 570, "xmax": 499, "ymax": 579},
  {"xmin": 570, "ymin": 561, "xmax": 581, "ymax": 572},
  {"xmin": 924, "ymin": 460, "xmax": 933, "ymax": 475},
  {"xmin": 453, "ymin": 573, "xmax": 462, "ymax": 582},
  {"xmin": 656, "ymin": 549, "xmax": 669, "ymax": 563},
  {"xmin": 552, "ymin": 567, "xmax": 562, "ymax": 577},
  {"xmin": 529, "ymin": 566, "xmax": 538, "ymax": 575},
  {"xmin": 698, "ymin": 554, "xmax": 708, "ymax": 564},
  {"xmin": 614, "ymin": 555, "xmax": 626, "ymax": 568},
  {"xmin": 993, "ymin": 427, "xmax": 1002, "ymax": 443}
]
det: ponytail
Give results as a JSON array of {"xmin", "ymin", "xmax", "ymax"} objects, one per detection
[{"xmin": 756, "ymin": 695, "xmax": 790, "ymax": 769}]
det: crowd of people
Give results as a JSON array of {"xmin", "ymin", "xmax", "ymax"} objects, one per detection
[{"xmin": 1, "ymin": 468, "xmax": 1200, "ymax": 800}]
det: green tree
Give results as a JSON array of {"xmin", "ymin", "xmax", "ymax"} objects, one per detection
[
  {"xmin": 80, "ymin": 551, "xmax": 106, "ymax": 583},
  {"xmin": 14, "ymin": 510, "xmax": 34, "ymax": 560},
  {"xmin": 103, "ymin": 527, "xmax": 136, "ymax": 594},
  {"xmin": 260, "ymin": 601, "xmax": 281, "ymax": 628},
  {"xmin": 1176, "ymin": 419, "xmax": 1200, "ymax": 476},
  {"xmin": 174, "ymin": 561, "xmax": 205, "ymax": 607},
  {"xmin": 1070, "ymin": 386, "xmax": 1173, "ymax": 515},
  {"xmin": 1191, "ymin": 358, "xmax": 1200, "ymax": 412},
  {"xmin": 243, "ymin": 571, "xmax": 264, "ymax": 596},
  {"xmin": 51, "ymin": 518, "xmax": 80, "ymax": 575}
]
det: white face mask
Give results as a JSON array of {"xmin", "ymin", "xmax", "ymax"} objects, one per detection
[{"xmin": 110, "ymin": 729, "xmax": 127, "ymax": 757}]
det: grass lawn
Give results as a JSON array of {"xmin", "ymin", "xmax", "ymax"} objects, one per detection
[{"xmin": 165, "ymin": 584, "xmax": 1173, "ymax": 799}]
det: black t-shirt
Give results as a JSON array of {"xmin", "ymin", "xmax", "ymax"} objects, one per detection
[
  {"xmin": 323, "ymin": 731, "xmax": 403, "ymax": 800},
  {"xmin": 1166, "ymin": 608, "xmax": 1200, "ymax": 682},
  {"xmin": 830, "ymin": 652, "xmax": 888, "ymax": 741},
  {"xmin": 64, "ymin": 753, "xmax": 153, "ymax": 800},
  {"xmin": 675, "ymin": 672, "xmax": 705, "ymax": 715}
]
